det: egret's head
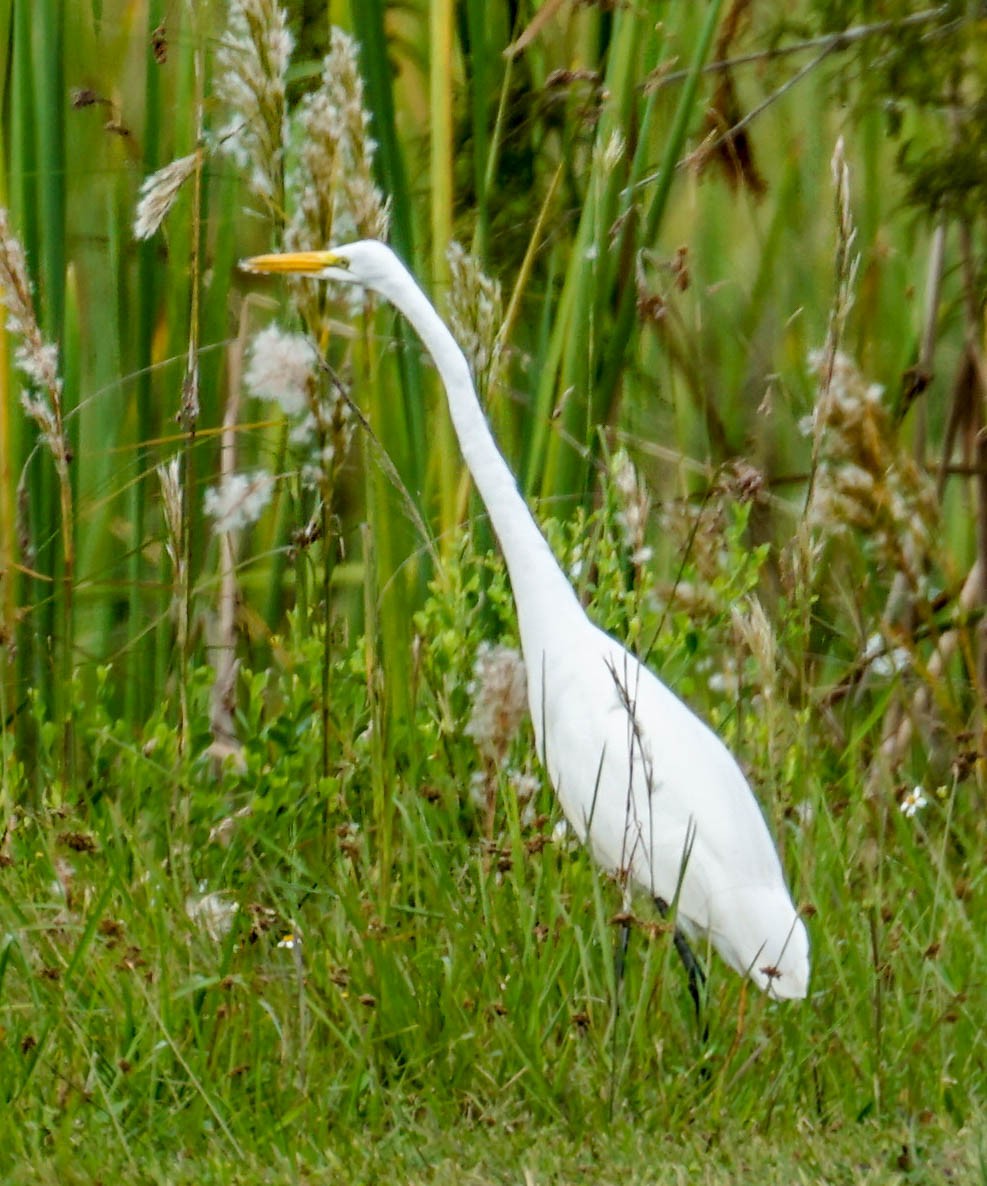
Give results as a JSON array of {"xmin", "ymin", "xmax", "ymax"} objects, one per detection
[{"xmin": 240, "ymin": 240, "xmax": 398, "ymax": 295}]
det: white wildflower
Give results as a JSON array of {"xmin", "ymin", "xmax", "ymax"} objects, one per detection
[
  {"xmin": 244, "ymin": 323, "xmax": 318, "ymax": 415},
  {"xmin": 133, "ymin": 152, "xmax": 200, "ymax": 240},
  {"xmin": 900, "ymin": 785, "xmax": 928, "ymax": 819},
  {"xmin": 204, "ymin": 470, "xmax": 274, "ymax": 533}
]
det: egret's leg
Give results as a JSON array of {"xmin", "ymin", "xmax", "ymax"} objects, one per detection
[
  {"xmin": 606, "ymin": 912, "xmax": 633, "ymax": 1120},
  {"xmin": 613, "ymin": 916, "xmax": 632, "ymax": 996},
  {"xmin": 613, "ymin": 886, "xmax": 634, "ymax": 1005},
  {"xmin": 655, "ymin": 897, "xmax": 706, "ymax": 1027}
]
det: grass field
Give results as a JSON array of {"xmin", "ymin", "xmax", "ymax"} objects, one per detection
[{"xmin": 1, "ymin": 1, "xmax": 986, "ymax": 1181}]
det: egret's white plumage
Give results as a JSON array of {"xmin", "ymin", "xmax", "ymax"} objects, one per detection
[{"xmin": 243, "ymin": 240, "xmax": 810, "ymax": 1001}]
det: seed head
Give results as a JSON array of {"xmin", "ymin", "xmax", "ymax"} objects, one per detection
[
  {"xmin": 204, "ymin": 470, "xmax": 275, "ymax": 534},
  {"xmin": 133, "ymin": 152, "xmax": 201, "ymax": 240},
  {"xmin": 466, "ymin": 644, "xmax": 528, "ymax": 763}
]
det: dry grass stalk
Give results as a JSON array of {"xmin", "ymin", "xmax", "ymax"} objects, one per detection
[{"xmin": 0, "ymin": 207, "xmax": 76, "ymax": 771}]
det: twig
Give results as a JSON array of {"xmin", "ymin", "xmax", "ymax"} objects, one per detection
[
  {"xmin": 648, "ymin": 7, "xmax": 952, "ymax": 88},
  {"xmin": 804, "ymin": 137, "xmax": 859, "ymax": 514},
  {"xmin": 686, "ymin": 45, "xmax": 838, "ymax": 176},
  {"xmin": 630, "ymin": 7, "xmax": 956, "ymax": 198}
]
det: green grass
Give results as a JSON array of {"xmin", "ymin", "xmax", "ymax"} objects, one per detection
[
  {"xmin": 1, "ymin": 512, "xmax": 984, "ymax": 1180},
  {"xmin": 2, "ymin": 1, "xmax": 987, "ymax": 1180}
]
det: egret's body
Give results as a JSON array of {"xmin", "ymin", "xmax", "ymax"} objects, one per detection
[{"xmin": 243, "ymin": 241, "xmax": 810, "ymax": 1001}]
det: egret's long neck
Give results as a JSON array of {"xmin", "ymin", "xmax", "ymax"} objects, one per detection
[{"xmin": 377, "ymin": 267, "xmax": 582, "ymax": 642}]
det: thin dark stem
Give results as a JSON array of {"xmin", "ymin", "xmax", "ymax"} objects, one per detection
[
  {"xmin": 656, "ymin": 896, "xmax": 708, "ymax": 1038},
  {"xmin": 649, "ymin": 6, "xmax": 951, "ymax": 89},
  {"xmin": 607, "ymin": 917, "xmax": 632, "ymax": 1121},
  {"xmin": 320, "ymin": 489, "xmax": 333, "ymax": 781}
]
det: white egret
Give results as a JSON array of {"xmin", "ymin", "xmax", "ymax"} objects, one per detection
[{"xmin": 242, "ymin": 241, "xmax": 810, "ymax": 1002}]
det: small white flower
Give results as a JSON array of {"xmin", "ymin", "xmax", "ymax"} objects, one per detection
[
  {"xmin": 900, "ymin": 786, "xmax": 928, "ymax": 818},
  {"xmin": 277, "ymin": 933, "xmax": 298, "ymax": 950},
  {"xmin": 204, "ymin": 470, "xmax": 274, "ymax": 533}
]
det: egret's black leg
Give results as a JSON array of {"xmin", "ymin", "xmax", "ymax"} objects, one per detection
[
  {"xmin": 607, "ymin": 915, "xmax": 631, "ymax": 1019},
  {"xmin": 607, "ymin": 915, "xmax": 633, "ymax": 1119},
  {"xmin": 656, "ymin": 897, "xmax": 707, "ymax": 1035}
]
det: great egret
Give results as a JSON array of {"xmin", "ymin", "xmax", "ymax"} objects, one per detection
[{"xmin": 242, "ymin": 241, "xmax": 810, "ymax": 1002}]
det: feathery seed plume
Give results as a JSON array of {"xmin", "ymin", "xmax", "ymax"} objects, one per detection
[
  {"xmin": 133, "ymin": 152, "xmax": 201, "ymax": 240},
  {"xmin": 204, "ymin": 470, "xmax": 274, "ymax": 534},
  {"xmin": 610, "ymin": 449, "xmax": 653, "ymax": 566},
  {"xmin": 446, "ymin": 241, "xmax": 505, "ymax": 394},
  {"xmin": 285, "ymin": 26, "xmax": 389, "ymax": 257},
  {"xmin": 466, "ymin": 644, "xmax": 528, "ymax": 764},
  {"xmin": 216, "ymin": 0, "xmax": 293, "ymax": 204},
  {"xmin": 805, "ymin": 349, "xmax": 937, "ymax": 583},
  {"xmin": 244, "ymin": 324, "xmax": 318, "ymax": 416},
  {"xmin": 0, "ymin": 208, "xmax": 69, "ymax": 473}
]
